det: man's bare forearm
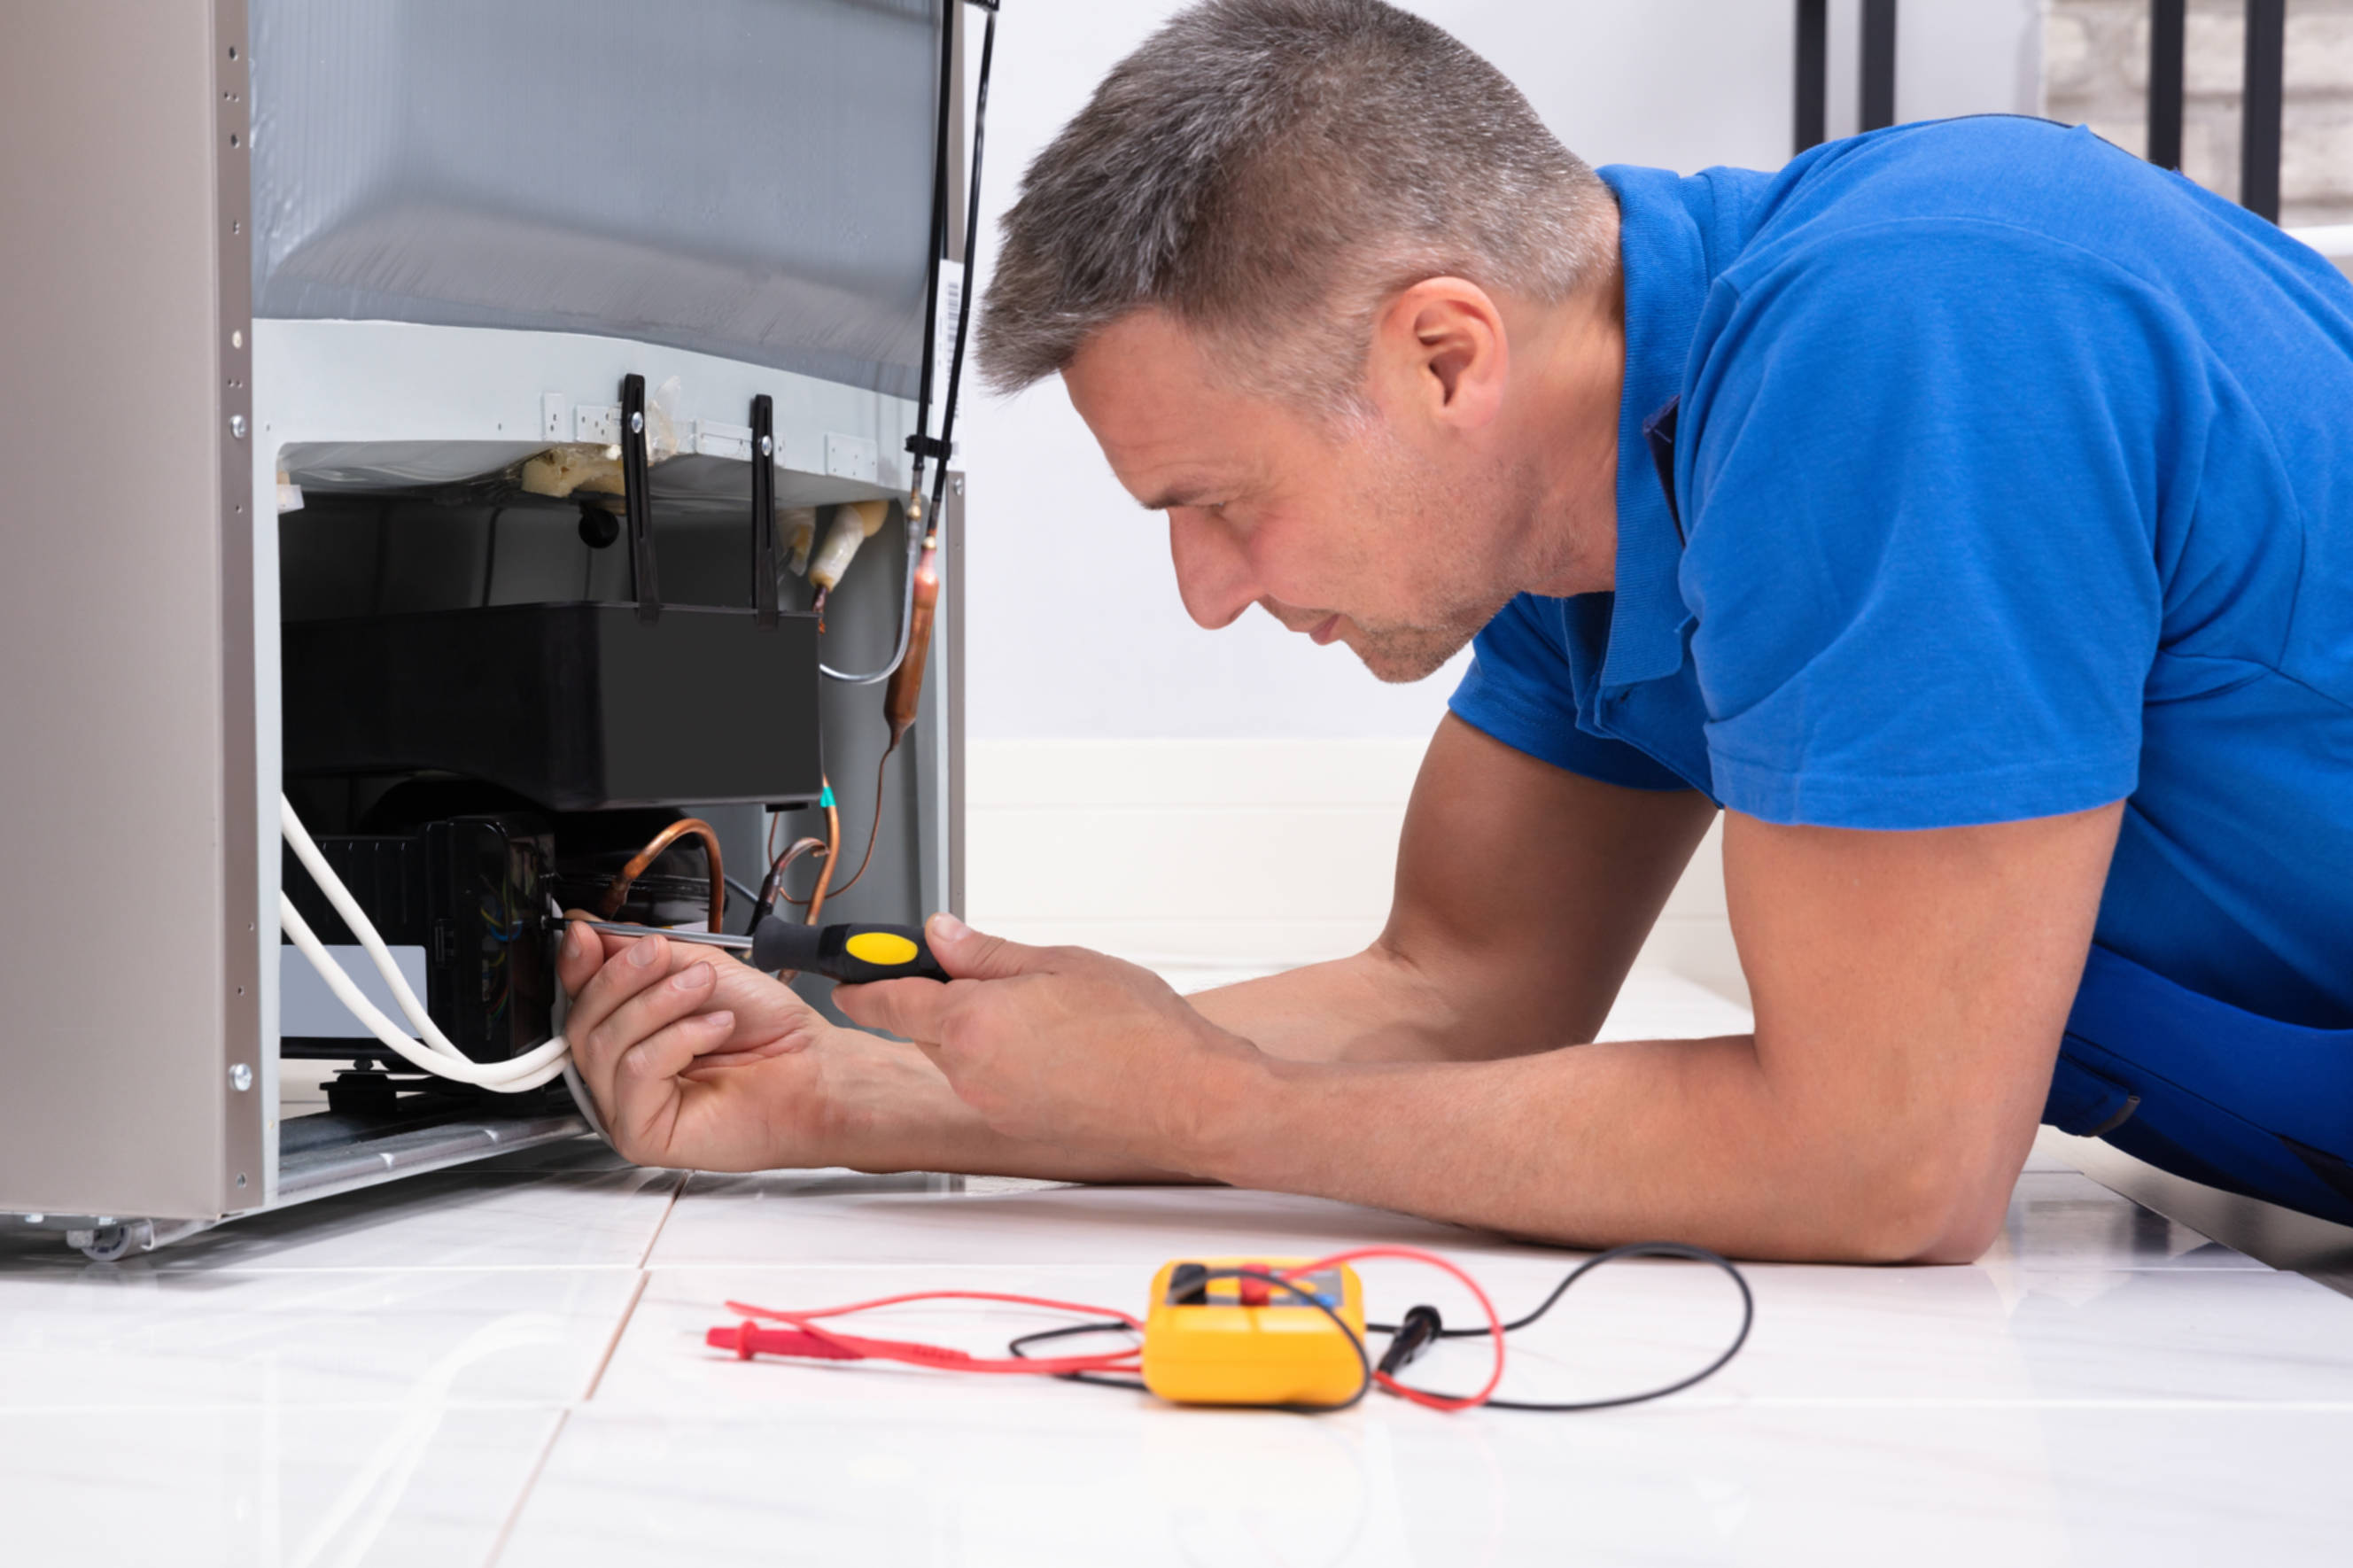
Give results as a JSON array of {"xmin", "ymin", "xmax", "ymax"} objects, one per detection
[
  {"xmin": 1175, "ymin": 1029, "xmax": 1994, "ymax": 1263},
  {"xmin": 814, "ymin": 1033, "xmax": 1199, "ymax": 1184},
  {"xmin": 1183, "ymin": 944, "xmax": 1472, "ymax": 1063}
]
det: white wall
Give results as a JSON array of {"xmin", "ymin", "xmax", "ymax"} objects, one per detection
[{"xmin": 956, "ymin": 1, "xmax": 2044, "ymax": 986}]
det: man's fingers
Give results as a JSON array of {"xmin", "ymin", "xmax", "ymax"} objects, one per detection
[
  {"xmin": 556, "ymin": 918, "xmax": 610, "ymax": 997},
  {"xmin": 565, "ymin": 930, "xmax": 675, "ymax": 1040},
  {"xmin": 607, "ymin": 1009, "xmax": 735, "ymax": 1157},
  {"xmin": 563, "ymin": 935, "xmax": 692, "ymax": 1105},
  {"xmin": 836, "ymin": 974, "xmax": 967, "ymax": 1044},
  {"xmin": 586, "ymin": 960, "xmax": 724, "ymax": 1069},
  {"xmin": 923, "ymin": 912, "xmax": 1062, "ymax": 982}
]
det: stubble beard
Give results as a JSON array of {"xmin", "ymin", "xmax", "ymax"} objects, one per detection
[{"xmin": 1337, "ymin": 431, "xmax": 1526, "ymax": 685}]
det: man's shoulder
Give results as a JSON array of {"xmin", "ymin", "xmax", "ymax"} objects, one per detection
[
  {"xmin": 1727, "ymin": 117, "xmax": 2201, "ymax": 291},
  {"xmin": 1759, "ymin": 116, "xmax": 2139, "ymax": 226}
]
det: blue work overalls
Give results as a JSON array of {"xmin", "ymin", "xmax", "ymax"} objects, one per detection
[{"xmin": 2045, "ymin": 947, "xmax": 2353, "ymax": 1226}]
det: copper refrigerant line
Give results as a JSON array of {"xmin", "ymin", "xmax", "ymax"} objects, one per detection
[{"xmin": 597, "ymin": 818, "xmax": 726, "ymax": 934}]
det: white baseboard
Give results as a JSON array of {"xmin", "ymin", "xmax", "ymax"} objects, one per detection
[{"xmin": 966, "ymin": 737, "xmax": 1745, "ymax": 1003}]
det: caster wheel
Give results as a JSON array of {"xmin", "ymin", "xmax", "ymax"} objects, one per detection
[{"xmin": 71, "ymin": 1223, "xmax": 140, "ymax": 1262}]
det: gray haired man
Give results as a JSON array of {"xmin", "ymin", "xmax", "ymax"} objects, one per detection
[{"xmin": 558, "ymin": 0, "xmax": 2353, "ymax": 1256}]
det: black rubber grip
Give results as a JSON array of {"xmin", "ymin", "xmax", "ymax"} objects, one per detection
[{"xmin": 748, "ymin": 919, "xmax": 948, "ymax": 984}]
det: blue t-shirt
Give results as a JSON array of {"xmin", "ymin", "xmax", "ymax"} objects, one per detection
[{"xmin": 1448, "ymin": 118, "xmax": 2353, "ymax": 1029}]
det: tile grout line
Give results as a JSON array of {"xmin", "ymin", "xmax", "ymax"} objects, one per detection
[
  {"xmin": 483, "ymin": 1407, "xmax": 571, "ymax": 1568},
  {"xmin": 633, "ymin": 1172, "xmax": 689, "ymax": 1272},
  {"xmin": 579, "ymin": 1269, "xmax": 651, "ymax": 1404},
  {"xmin": 481, "ymin": 1173, "xmax": 681, "ymax": 1566},
  {"xmin": 572, "ymin": 1171, "xmax": 681, "ymax": 1401}
]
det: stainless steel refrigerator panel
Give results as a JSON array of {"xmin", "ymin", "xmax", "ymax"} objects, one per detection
[{"xmin": 0, "ymin": 0, "xmax": 264, "ymax": 1219}]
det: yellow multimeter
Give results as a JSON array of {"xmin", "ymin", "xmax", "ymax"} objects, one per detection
[{"xmin": 1140, "ymin": 1256, "xmax": 1366, "ymax": 1408}]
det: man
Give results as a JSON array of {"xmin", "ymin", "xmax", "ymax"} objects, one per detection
[{"xmin": 557, "ymin": 0, "xmax": 2353, "ymax": 1261}]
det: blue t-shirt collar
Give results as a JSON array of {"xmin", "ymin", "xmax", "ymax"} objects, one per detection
[{"xmin": 1594, "ymin": 165, "xmax": 1720, "ymax": 690}]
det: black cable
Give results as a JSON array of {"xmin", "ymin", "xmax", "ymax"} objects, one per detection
[
  {"xmin": 905, "ymin": 0, "xmax": 956, "ymax": 506},
  {"xmin": 921, "ymin": 0, "xmax": 996, "ymax": 540},
  {"xmin": 1369, "ymin": 1242, "xmax": 1755, "ymax": 1413},
  {"xmin": 1004, "ymin": 1317, "xmax": 1148, "ymax": 1392}
]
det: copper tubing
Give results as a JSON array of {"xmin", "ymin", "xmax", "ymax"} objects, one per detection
[
  {"xmin": 882, "ymin": 542, "xmax": 940, "ymax": 750},
  {"xmin": 758, "ymin": 835, "xmax": 829, "ymax": 920},
  {"xmin": 781, "ymin": 781, "xmax": 845, "ymax": 919},
  {"xmin": 809, "ymin": 786, "xmax": 842, "ymax": 925},
  {"xmin": 598, "ymin": 817, "xmax": 726, "ymax": 932}
]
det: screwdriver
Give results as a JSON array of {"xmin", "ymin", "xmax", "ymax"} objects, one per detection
[{"xmin": 563, "ymin": 917, "xmax": 950, "ymax": 984}]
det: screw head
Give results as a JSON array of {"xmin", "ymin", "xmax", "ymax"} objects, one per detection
[
  {"xmin": 229, "ymin": 415, "xmax": 247, "ymax": 439},
  {"xmin": 759, "ymin": 434, "xmax": 773, "ymax": 457},
  {"xmin": 629, "ymin": 410, "xmax": 644, "ymax": 435},
  {"xmin": 229, "ymin": 1063, "xmax": 253, "ymax": 1092}
]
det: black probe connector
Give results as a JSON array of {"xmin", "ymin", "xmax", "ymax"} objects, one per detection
[{"xmin": 1376, "ymin": 1303, "xmax": 1446, "ymax": 1378}]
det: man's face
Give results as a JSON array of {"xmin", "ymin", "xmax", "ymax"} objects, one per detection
[{"xmin": 1061, "ymin": 309, "xmax": 1526, "ymax": 683}]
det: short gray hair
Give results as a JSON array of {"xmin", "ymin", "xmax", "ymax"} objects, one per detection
[{"xmin": 975, "ymin": 0, "xmax": 1614, "ymax": 414}]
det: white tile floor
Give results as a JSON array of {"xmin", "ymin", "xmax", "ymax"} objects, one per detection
[{"xmin": 4, "ymin": 969, "xmax": 2349, "ymax": 1566}]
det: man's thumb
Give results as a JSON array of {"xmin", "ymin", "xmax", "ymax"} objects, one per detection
[{"xmin": 925, "ymin": 912, "xmax": 1045, "ymax": 981}]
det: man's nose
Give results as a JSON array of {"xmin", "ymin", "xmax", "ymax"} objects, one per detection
[{"xmin": 1167, "ymin": 508, "xmax": 1259, "ymax": 631}]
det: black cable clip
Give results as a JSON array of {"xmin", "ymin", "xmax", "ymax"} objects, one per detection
[
  {"xmin": 620, "ymin": 373, "xmax": 659, "ymax": 623},
  {"xmin": 750, "ymin": 393, "xmax": 778, "ymax": 629},
  {"xmin": 903, "ymin": 432, "xmax": 951, "ymax": 462}
]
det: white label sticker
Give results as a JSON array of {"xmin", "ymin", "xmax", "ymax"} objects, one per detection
[
  {"xmin": 931, "ymin": 259, "xmax": 967, "ymax": 395},
  {"xmin": 281, "ymin": 944, "xmax": 430, "ymax": 1038}
]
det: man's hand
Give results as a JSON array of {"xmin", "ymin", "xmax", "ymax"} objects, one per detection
[
  {"xmin": 557, "ymin": 916, "xmax": 844, "ymax": 1170},
  {"xmin": 837, "ymin": 915, "xmax": 1262, "ymax": 1169}
]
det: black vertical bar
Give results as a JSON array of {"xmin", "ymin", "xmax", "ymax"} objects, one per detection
[
  {"xmin": 1860, "ymin": 0, "xmax": 1899, "ymax": 132},
  {"xmin": 620, "ymin": 373, "xmax": 659, "ymax": 623},
  {"xmin": 2241, "ymin": 0, "xmax": 2286, "ymax": 222},
  {"xmin": 1795, "ymin": 0, "xmax": 1829, "ymax": 153},
  {"xmin": 749, "ymin": 393, "xmax": 777, "ymax": 628},
  {"xmin": 2147, "ymin": 0, "xmax": 2186, "ymax": 170}
]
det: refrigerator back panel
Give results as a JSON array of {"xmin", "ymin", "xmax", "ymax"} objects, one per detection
[{"xmin": 249, "ymin": 0, "xmax": 940, "ymax": 397}]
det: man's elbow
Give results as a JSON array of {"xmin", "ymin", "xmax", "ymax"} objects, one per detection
[{"xmin": 1833, "ymin": 1138, "xmax": 2017, "ymax": 1264}]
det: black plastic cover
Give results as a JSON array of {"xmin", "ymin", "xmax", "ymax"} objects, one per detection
[{"xmin": 282, "ymin": 602, "xmax": 822, "ymax": 811}]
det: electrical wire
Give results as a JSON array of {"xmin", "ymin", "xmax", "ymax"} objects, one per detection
[
  {"xmin": 923, "ymin": 0, "xmax": 993, "ymax": 545},
  {"xmin": 1003, "ymin": 1319, "xmax": 1150, "ymax": 1392},
  {"xmin": 715, "ymin": 1287, "xmax": 1148, "ymax": 1378},
  {"xmin": 596, "ymin": 817, "xmax": 726, "ymax": 933},
  {"xmin": 278, "ymin": 796, "xmax": 568, "ymax": 1091},
  {"xmin": 547, "ymin": 892, "xmax": 615, "ymax": 1144},
  {"xmin": 1364, "ymin": 1242, "xmax": 1755, "ymax": 1412}
]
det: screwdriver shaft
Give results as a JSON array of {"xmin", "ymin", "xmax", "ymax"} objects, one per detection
[{"xmin": 570, "ymin": 919, "xmax": 752, "ymax": 952}]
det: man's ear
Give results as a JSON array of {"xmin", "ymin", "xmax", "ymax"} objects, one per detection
[{"xmin": 1368, "ymin": 277, "xmax": 1510, "ymax": 431}]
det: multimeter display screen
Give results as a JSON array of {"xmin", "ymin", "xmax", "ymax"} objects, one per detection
[{"xmin": 1164, "ymin": 1264, "xmax": 1345, "ymax": 1307}]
